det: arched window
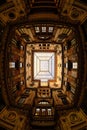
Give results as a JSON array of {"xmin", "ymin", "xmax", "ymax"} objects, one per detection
[{"xmin": 38, "ymin": 101, "xmax": 49, "ymax": 105}]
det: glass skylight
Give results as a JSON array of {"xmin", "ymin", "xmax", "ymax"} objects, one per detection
[
  {"xmin": 40, "ymin": 60, "xmax": 48, "ymax": 71},
  {"xmin": 34, "ymin": 52, "xmax": 55, "ymax": 82}
]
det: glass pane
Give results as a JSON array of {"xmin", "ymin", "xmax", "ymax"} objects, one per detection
[
  {"xmin": 35, "ymin": 27, "xmax": 40, "ymax": 33},
  {"xmin": 42, "ymin": 27, "xmax": 46, "ymax": 32},
  {"xmin": 73, "ymin": 62, "xmax": 77, "ymax": 69},
  {"xmin": 34, "ymin": 52, "xmax": 55, "ymax": 82},
  {"xmin": 49, "ymin": 27, "xmax": 53, "ymax": 32},
  {"xmin": 9, "ymin": 62, "xmax": 15, "ymax": 68}
]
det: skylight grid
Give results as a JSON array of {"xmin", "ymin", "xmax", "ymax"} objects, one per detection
[
  {"xmin": 40, "ymin": 60, "xmax": 49, "ymax": 72},
  {"xmin": 34, "ymin": 52, "xmax": 55, "ymax": 82}
]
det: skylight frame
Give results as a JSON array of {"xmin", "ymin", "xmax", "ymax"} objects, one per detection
[{"xmin": 33, "ymin": 51, "xmax": 55, "ymax": 82}]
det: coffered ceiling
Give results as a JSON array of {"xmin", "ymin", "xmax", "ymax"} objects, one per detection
[
  {"xmin": 0, "ymin": 0, "xmax": 87, "ymax": 26},
  {"xmin": 0, "ymin": 0, "xmax": 87, "ymax": 45}
]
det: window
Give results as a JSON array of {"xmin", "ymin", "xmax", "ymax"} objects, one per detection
[
  {"xmin": 20, "ymin": 81, "xmax": 23, "ymax": 85},
  {"xmin": 20, "ymin": 62, "xmax": 23, "ymax": 68},
  {"xmin": 35, "ymin": 27, "xmax": 40, "ymax": 33},
  {"xmin": 35, "ymin": 108, "xmax": 40, "ymax": 115},
  {"xmin": 73, "ymin": 62, "xmax": 78, "ymax": 69},
  {"xmin": 66, "ymin": 62, "xmax": 68, "ymax": 68},
  {"xmin": 42, "ymin": 27, "xmax": 46, "ymax": 32},
  {"xmin": 38, "ymin": 101, "xmax": 49, "ymax": 104},
  {"xmin": 9, "ymin": 62, "xmax": 15, "ymax": 68},
  {"xmin": 20, "ymin": 45, "xmax": 24, "ymax": 50},
  {"xmin": 47, "ymin": 109, "xmax": 52, "ymax": 115},
  {"xmin": 49, "ymin": 27, "xmax": 53, "ymax": 33},
  {"xmin": 42, "ymin": 109, "xmax": 46, "ymax": 115}
]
